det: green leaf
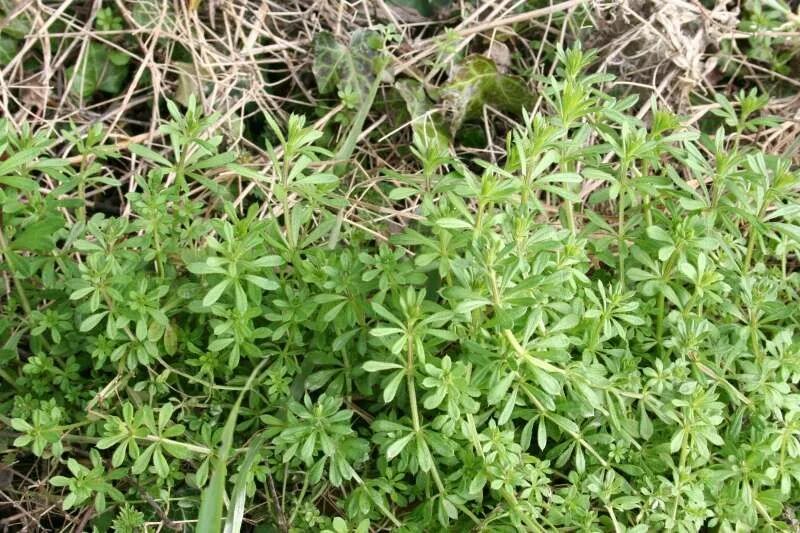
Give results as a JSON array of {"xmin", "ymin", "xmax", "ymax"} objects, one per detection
[
  {"xmin": 11, "ymin": 418, "xmax": 32, "ymax": 432},
  {"xmin": 223, "ymin": 433, "xmax": 269, "ymax": 533},
  {"xmin": 67, "ymin": 42, "xmax": 129, "ymax": 97},
  {"xmin": 244, "ymin": 275, "xmax": 279, "ymax": 291},
  {"xmin": 670, "ymin": 429, "xmax": 684, "ymax": 454},
  {"xmin": 203, "ymin": 279, "xmax": 231, "ymax": 307},
  {"xmin": 646, "ymin": 225, "xmax": 672, "ymax": 243},
  {"xmin": 386, "ymin": 432, "xmax": 414, "ymax": 460},
  {"xmin": 363, "ymin": 361, "xmax": 404, "ymax": 372},
  {"xmin": 389, "ymin": 187, "xmax": 419, "ymax": 201},
  {"xmin": 294, "ymin": 173, "xmax": 339, "ymax": 187},
  {"xmin": 0, "ymin": 37, "xmax": 18, "ymax": 66},
  {"xmin": 80, "ymin": 311, "xmax": 108, "ymax": 332},
  {"xmin": 442, "ymin": 55, "xmax": 531, "ymax": 132},
  {"xmin": 435, "ymin": 218, "xmax": 473, "ymax": 230},
  {"xmin": 383, "ymin": 370, "xmax": 405, "ymax": 403},
  {"xmin": 395, "ymin": 79, "xmax": 450, "ymax": 143},
  {"xmin": 129, "ymin": 144, "xmax": 172, "ymax": 167},
  {"xmin": 11, "ymin": 215, "xmax": 64, "ymax": 252},
  {"xmin": 197, "ymin": 359, "xmax": 269, "ymax": 533},
  {"xmin": 312, "ymin": 29, "xmax": 382, "ymax": 99}
]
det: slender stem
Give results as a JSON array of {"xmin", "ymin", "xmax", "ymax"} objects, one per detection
[
  {"xmin": 744, "ymin": 226, "xmax": 758, "ymax": 270},
  {"xmin": 405, "ymin": 330, "xmax": 478, "ymax": 524},
  {"xmin": 606, "ymin": 505, "xmax": 622, "ymax": 533},
  {"xmin": 656, "ymin": 292, "xmax": 665, "ymax": 356},
  {"xmin": 77, "ymin": 156, "xmax": 89, "ymax": 223},
  {"xmin": 429, "ymin": 465, "xmax": 447, "ymax": 495},
  {"xmin": 749, "ymin": 312, "xmax": 763, "ymax": 363},
  {"xmin": 488, "ymin": 269, "xmax": 565, "ymax": 375},
  {"xmin": 282, "ymin": 155, "xmax": 294, "ymax": 248},
  {"xmin": 669, "ymin": 435, "xmax": 690, "ymax": 530},
  {"xmin": 642, "ymin": 160, "xmax": 652, "ymax": 227},
  {"xmin": 287, "ymin": 472, "xmax": 309, "ymax": 525},
  {"xmin": 0, "ymin": 222, "xmax": 32, "ymax": 316},
  {"xmin": 562, "ymin": 158, "xmax": 576, "ymax": 235},
  {"xmin": 502, "ymin": 490, "xmax": 544, "ymax": 532},
  {"xmin": 618, "ymin": 162, "xmax": 628, "ymax": 288},
  {"xmin": 0, "ymin": 367, "xmax": 19, "ymax": 390},
  {"xmin": 474, "ymin": 200, "xmax": 485, "ymax": 237},
  {"xmin": 744, "ymin": 199, "xmax": 768, "ymax": 270},
  {"xmin": 564, "ymin": 197, "xmax": 576, "ymax": 235},
  {"xmin": 175, "ymin": 146, "xmax": 189, "ymax": 191},
  {"xmin": 656, "ymin": 250, "xmax": 680, "ymax": 356},
  {"xmin": 618, "ymin": 199, "xmax": 626, "ymax": 288},
  {"xmin": 406, "ymin": 334, "xmax": 421, "ymax": 432}
]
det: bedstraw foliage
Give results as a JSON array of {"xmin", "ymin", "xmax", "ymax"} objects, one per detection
[{"xmin": 2, "ymin": 46, "xmax": 800, "ymax": 532}]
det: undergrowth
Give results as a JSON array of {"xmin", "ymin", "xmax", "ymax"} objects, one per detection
[{"xmin": 1, "ymin": 40, "xmax": 800, "ymax": 531}]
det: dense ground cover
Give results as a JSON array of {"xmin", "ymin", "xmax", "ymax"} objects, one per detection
[{"xmin": 1, "ymin": 1, "xmax": 800, "ymax": 531}]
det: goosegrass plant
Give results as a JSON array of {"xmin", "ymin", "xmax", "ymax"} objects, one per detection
[{"xmin": 1, "ymin": 46, "xmax": 800, "ymax": 532}]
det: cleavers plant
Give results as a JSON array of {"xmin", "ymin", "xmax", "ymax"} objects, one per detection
[{"xmin": 1, "ymin": 46, "xmax": 800, "ymax": 531}]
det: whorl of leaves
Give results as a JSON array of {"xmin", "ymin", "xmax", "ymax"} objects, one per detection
[{"xmin": 2, "ymin": 46, "xmax": 800, "ymax": 533}]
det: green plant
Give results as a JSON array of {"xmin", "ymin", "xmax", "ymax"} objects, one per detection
[
  {"xmin": 722, "ymin": 0, "xmax": 800, "ymax": 77},
  {"xmin": 65, "ymin": 7, "xmax": 131, "ymax": 99},
  {"xmin": 2, "ymin": 44, "xmax": 800, "ymax": 532}
]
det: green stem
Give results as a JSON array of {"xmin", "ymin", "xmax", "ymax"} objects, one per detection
[
  {"xmin": 744, "ymin": 200, "xmax": 768, "ymax": 270},
  {"xmin": 175, "ymin": 148, "xmax": 188, "ymax": 191},
  {"xmin": 488, "ymin": 269, "xmax": 564, "ymax": 375},
  {"xmin": 77, "ymin": 157, "xmax": 89, "ymax": 223},
  {"xmin": 656, "ymin": 250, "xmax": 680, "ymax": 356},
  {"xmin": 562, "ymin": 158, "xmax": 576, "ymax": 235},
  {"xmin": 656, "ymin": 292, "xmax": 665, "ymax": 357},
  {"xmin": 618, "ymin": 199, "xmax": 626, "ymax": 288},
  {"xmin": 405, "ymin": 331, "xmax": 477, "ymax": 524},
  {"xmin": 502, "ymin": 490, "xmax": 544, "ymax": 532},
  {"xmin": 617, "ymin": 163, "xmax": 629, "ymax": 288},
  {"xmin": 406, "ymin": 334, "xmax": 421, "ymax": 433},
  {"xmin": 474, "ymin": 201, "xmax": 485, "ymax": 237},
  {"xmin": 564, "ymin": 198, "xmax": 576, "ymax": 235},
  {"xmin": 606, "ymin": 505, "xmax": 622, "ymax": 533},
  {"xmin": 287, "ymin": 472, "xmax": 310, "ymax": 525},
  {"xmin": 669, "ymin": 436, "xmax": 690, "ymax": 530},
  {"xmin": 749, "ymin": 312, "xmax": 763, "ymax": 363},
  {"xmin": 0, "ymin": 222, "xmax": 32, "ymax": 316},
  {"xmin": 642, "ymin": 161, "xmax": 653, "ymax": 227},
  {"xmin": 143, "ymin": 435, "xmax": 211, "ymax": 455},
  {"xmin": 744, "ymin": 226, "xmax": 758, "ymax": 270},
  {"xmin": 0, "ymin": 367, "xmax": 19, "ymax": 391}
]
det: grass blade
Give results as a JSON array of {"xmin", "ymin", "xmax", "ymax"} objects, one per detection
[{"xmin": 197, "ymin": 360, "xmax": 269, "ymax": 533}]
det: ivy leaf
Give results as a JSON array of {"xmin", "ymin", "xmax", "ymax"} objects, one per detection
[
  {"xmin": 312, "ymin": 29, "xmax": 383, "ymax": 99},
  {"xmin": 386, "ymin": 0, "xmax": 453, "ymax": 18},
  {"xmin": 395, "ymin": 79, "xmax": 450, "ymax": 143},
  {"xmin": 174, "ymin": 61, "xmax": 211, "ymax": 106},
  {"xmin": 66, "ymin": 43, "xmax": 129, "ymax": 98},
  {"xmin": 441, "ymin": 55, "xmax": 531, "ymax": 133},
  {"xmin": 0, "ymin": 37, "xmax": 17, "ymax": 66}
]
